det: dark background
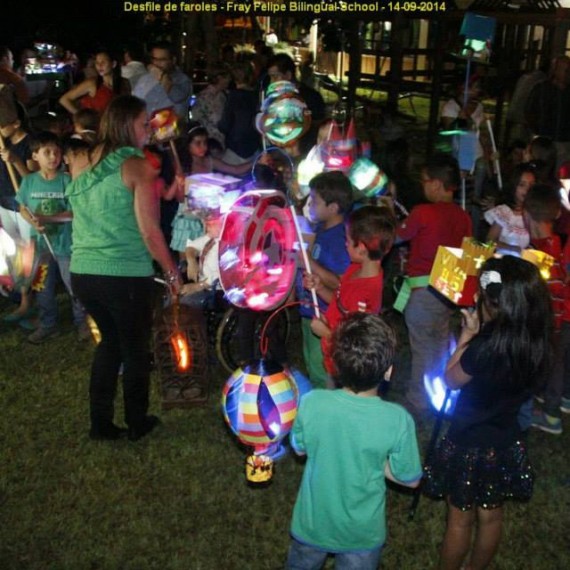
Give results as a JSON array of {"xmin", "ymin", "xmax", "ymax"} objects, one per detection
[{"xmin": 2, "ymin": 1, "xmax": 147, "ymax": 60}]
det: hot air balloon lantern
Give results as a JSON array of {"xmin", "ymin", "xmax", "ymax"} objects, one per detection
[{"xmin": 222, "ymin": 358, "xmax": 311, "ymax": 485}]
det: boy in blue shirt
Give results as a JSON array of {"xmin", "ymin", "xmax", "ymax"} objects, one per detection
[
  {"xmin": 17, "ymin": 131, "xmax": 88, "ymax": 343},
  {"xmin": 287, "ymin": 313, "xmax": 422, "ymax": 569},
  {"xmin": 296, "ymin": 171, "xmax": 352, "ymax": 388}
]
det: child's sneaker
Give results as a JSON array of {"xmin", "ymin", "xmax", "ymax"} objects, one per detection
[
  {"xmin": 28, "ymin": 326, "xmax": 59, "ymax": 345},
  {"xmin": 560, "ymin": 397, "xmax": 570, "ymax": 414},
  {"xmin": 531, "ymin": 411, "xmax": 562, "ymax": 435}
]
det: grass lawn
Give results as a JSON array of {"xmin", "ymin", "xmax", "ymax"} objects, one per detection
[{"xmin": 1, "ymin": 293, "xmax": 569, "ymax": 570}]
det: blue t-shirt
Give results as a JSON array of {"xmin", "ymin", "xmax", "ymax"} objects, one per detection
[
  {"xmin": 296, "ymin": 222, "xmax": 350, "ymax": 318},
  {"xmin": 16, "ymin": 171, "xmax": 72, "ymax": 257}
]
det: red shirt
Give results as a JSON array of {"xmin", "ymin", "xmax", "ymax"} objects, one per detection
[
  {"xmin": 397, "ymin": 202, "xmax": 472, "ymax": 277},
  {"xmin": 80, "ymin": 83, "xmax": 114, "ymax": 113},
  {"xmin": 322, "ymin": 263, "xmax": 383, "ymax": 374},
  {"xmin": 531, "ymin": 235, "xmax": 566, "ymax": 329}
]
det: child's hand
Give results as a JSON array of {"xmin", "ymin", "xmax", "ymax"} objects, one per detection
[
  {"xmin": 0, "ymin": 148, "xmax": 15, "ymax": 164},
  {"xmin": 310, "ymin": 315, "xmax": 330, "ymax": 339},
  {"xmin": 186, "ymin": 261, "xmax": 199, "ymax": 283},
  {"xmin": 303, "ymin": 272, "xmax": 321, "ymax": 291},
  {"xmin": 460, "ymin": 308, "xmax": 479, "ymax": 336},
  {"xmin": 180, "ymin": 281, "xmax": 209, "ymax": 296}
]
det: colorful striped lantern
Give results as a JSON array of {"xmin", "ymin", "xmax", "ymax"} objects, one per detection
[{"xmin": 222, "ymin": 360, "xmax": 309, "ymax": 484}]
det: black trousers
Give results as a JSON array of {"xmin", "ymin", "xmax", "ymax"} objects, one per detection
[{"xmin": 71, "ymin": 273, "xmax": 154, "ymax": 431}]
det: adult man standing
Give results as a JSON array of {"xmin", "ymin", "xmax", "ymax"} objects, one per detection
[
  {"xmin": 134, "ymin": 41, "xmax": 192, "ymax": 123},
  {"xmin": 0, "ymin": 46, "xmax": 30, "ymax": 107},
  {"xmin": 526, "ymin": 56, "xmax": 570, "ymax": 168}
]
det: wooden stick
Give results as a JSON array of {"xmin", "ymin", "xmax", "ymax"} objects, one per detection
[
  {"xmin": 169, "ymin": 139, "xmax": 183, "ymax": 174},
  {"xmin": 486, "ymin": 119, "xmax": 503, "ymax": 191},
  {"xmin": 289, "ymin": 204, "xmax": 320, "ymax": 319},
  {"xmin": 0, "ymin": 132, "xmax": 20, "ymax": 192}
]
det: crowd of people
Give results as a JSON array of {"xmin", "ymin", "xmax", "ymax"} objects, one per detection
[{"xmin": 1, "ymin": 38, "xmax": 570, "ymax": 569}]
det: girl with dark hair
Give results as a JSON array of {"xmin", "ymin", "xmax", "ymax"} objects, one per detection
[
  {"xmin": 484, "ymin": 163, "xmax": 536, "ymax": 254},
  {"xmin": 167, "ymin": 120, "xmax": 252, "ymax": 260},
  {"xmin": 424, "ymin": 255, "xmax": 553, "ymax": 570},
  {"xmin": 59, "ymin": 50, "xmax": 130, "ymax": 116},
  {"xmin": 66, "ymin": 95, "xmax": 182, "ymax": 441}
]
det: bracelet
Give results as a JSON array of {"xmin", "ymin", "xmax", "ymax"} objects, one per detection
[{"xmin": 165, "ymin": 269, "xmax": 178, "ymax": 285}]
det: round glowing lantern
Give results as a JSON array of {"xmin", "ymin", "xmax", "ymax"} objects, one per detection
[
  {"xmin": 221, "ymin": 360, "xmax": 311, "ymax": 484},
  {"xmin": 348, "ymin": 157, "xmax": 389, "ymax": 198},
  {"xmin": 256, "ymin": 81, "xmax": 311, "ymax": 147},
  {"xmin": 218, "ymin": 190, "xmax": 297, "ymax": 311},
  {"xmin": 0, "ymin": 228, "xmax": 38, "ymax": 289}
]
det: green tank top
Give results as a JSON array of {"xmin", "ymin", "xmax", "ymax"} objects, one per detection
[{"xmin": 66, "ymin": 147, "xmax": 153, "ymax": 277}]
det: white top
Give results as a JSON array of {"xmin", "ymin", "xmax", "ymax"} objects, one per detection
[
  {"xmin": 484, "ymin": 204, "xmax": 530, "ymax": 249},
  {"xmin": 186, "ymin": 233, "xmax": 220, "ymax": 286},
  {"xmin": 121, "ymin": 61, "xmax": 147, "ymax": 90}
]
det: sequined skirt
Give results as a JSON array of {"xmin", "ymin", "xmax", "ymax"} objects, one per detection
[
  {"xmin": 170, "ymin": 215, "xmax": 204, "ymax": 253},
  {"xmin": 422, "ymin": 436, "xmax": 534, "ymax": 511}
]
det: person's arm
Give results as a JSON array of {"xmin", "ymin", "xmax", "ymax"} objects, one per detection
[
  {"xmin": 123, "ymin": 156, "xmax": 182, "ymax": 292},
  {"xmin": 0, "ymin": 148, "xmax": 31, "ymax": 180},
  {"xmin": 384, "ymin": 461, "xmax": 421, "ymax": 489},
  {"xmin": 19, "ymin": 203, "xmax": 45, "ymax": 233},
  {"xmin": 35, "ymin": 211, "xmax": 73, "ymax": 224},
  {"xmin": 486, "ymin": 222, "xmax": 502, "ymax": 243},
  {"xmin": 58, "ymin": 78, "xmax": 96, "ymax": 115},
  {"xmin": 309, "ymin": 257, "xmax": 341, "ymax": 292},
  {"xmin": 303, "ymin": 271, "xmax": 334, "ymax": 305},
  {"xmin": 211, "ymin": 157, "xmax": 252, "ymax": 176},
  {"xmin": 309, "ymin": 315, "xmax": 331, "ymax": 339},
  {"xmin": 185, "ymin": 246, "xmax": 200, "ymax": 282},
  {"xmin": 445, "ymin": 308, "xmax": 479, "ymax": 389}
]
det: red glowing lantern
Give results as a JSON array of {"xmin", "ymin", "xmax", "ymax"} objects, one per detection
[{"xmin": 218, "ymin": 190, "xmax": 297, "ymax": 311}]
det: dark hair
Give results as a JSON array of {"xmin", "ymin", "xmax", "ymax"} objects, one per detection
[
  {"xmin": 93, "ymin": 50, "xmax": 124, "ymax": 95},
  {"xmin": 347, "ymin": 205, "xmax": 396, "ymax": 261},
  {"xmin": 29, "ymin": 130, "xmax": 62, "ymax": 153},
  {"xmin": 150, "ymin": 41, "xmax": 175, "ymax": 57},
  {"xmin": 309, "ymin": 171, "xmax": 353, "ymax": 214},
  {"xmin": 476, "ymin": 255, "xmax": 553, "ymax": 390},
  {"xmin": 501, "ymin": 162, "xmax": 536, "ymax": 208},
  {"xmin": 528, "ymin": 136, "xmax": 557, "ymax": 183},
  {"xmin": 0, "ymin": 46, "xmax": 10, "ymax": 59},
  {"xmin": 230, "ymin": 61, "xmax": 255, "ymax": 87},
  {"xmin": 331, "ymin": 313, "xmax": 396, "ymax": 392},
  {"xmin": 267, "ymin": 53, "xmax": 296, "ymax": 79},
  {"xmin": 97, "ymin": 95, "xmax": 146, "ymax": 162},
  {"xmin": 424, "ymin": 153, "xmax": 460, "ymax": 192},
  {"xmin": 63, "ymin": 136, "xmax": 91, "ymax": 155},
  {"xmin": 74, "ymin": 108, "xmax": 100, "ymax": 132},
  {"xmin": 523, "ymin": 183, "xmax": 561, "ymax": 222}
]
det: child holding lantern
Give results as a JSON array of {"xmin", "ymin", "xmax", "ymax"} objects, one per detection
[
  {"xmin": 423, "ymin": 255, "xmax": 553, "ymax": 570},
  {"xmin": 305, "ymin": 205, "xmax": 397, "ymax": 385}
]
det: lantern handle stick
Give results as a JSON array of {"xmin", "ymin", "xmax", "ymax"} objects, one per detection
[
  {"xmin": 485, "ymin": 119, "xmax": 503, "ymax": 191},
  {"xmin": 289, "ymin": 204, "xmax": 320, "ymax": 319},
  {"xmin": 408, "ymin": 387, "xmax": 452, "ymax": 521},
  {"xmin": 0, "ymin": 132, "xmax": 20, "ymax": 192},
  {"xmin": 21, "ymin": 205, "xmax": 57, "ymax": 260}
]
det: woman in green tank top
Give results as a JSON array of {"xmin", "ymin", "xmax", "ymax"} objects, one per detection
[{"xmin": 66, "ymin": 95, "xmax": 182, "ymax": 442}]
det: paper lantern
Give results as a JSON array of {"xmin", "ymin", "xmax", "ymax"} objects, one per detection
[
  {"xmin": 348, "ymin": 157, "xmax": 388, "ymax": 198},
  {"xmin": 297, "ymin": 145, "xmax": 325, "ymax": 199},
  {"xmin": 221, "ymin": 360, "xmax": 311, "ymax": 484},
  {"xmin": 321, "ymin": 119, "xmax": 357, "ymax": 173},
  {"xmin": 0, "ymin": 228, "xmax": 37, "ymax": 289},
  {"xmin": 429, "ymin": 238, "xmax": 496, "ymax": 306},
  {"xmin": 218, "ymin": 190, "xmax": 296, "ymax": 311},
  {"xmin": 256, "ymin": 81, "xmax": 311, "ymax": 147}
]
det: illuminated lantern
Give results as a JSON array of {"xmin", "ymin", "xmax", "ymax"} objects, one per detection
[
  {"xmin": 170, "ymin": 330, "xmax": 192, "ymax": 373},
  {"xmin": 297, "ymin": 145, "xmax": 325, "ymax": 199},
  {"xmin": 0, "ymin": 228, "xmax": 37, "ymax": 289},
  {"xmin": 221, "ymin": 360, "xmax": 311, "ymax": 484},
  {"xmin": 321, "ymin": 119, "xmax": 357, "ymax": 172},
  {"xmin": 218, "ymin": 190, "xmax": 297, "ymax": 311},
  {"xmin": 256, "ymin": 81, "xmax": 311, "ymax": 147},
  {"xmin": 348, "ymin": 157, "xmax": 389, "ymax": 198},
  {"xmin": 423, "ymin": 337, "xmax": 460, "ymax": 416}
]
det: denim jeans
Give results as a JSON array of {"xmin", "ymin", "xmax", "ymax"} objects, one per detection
[
  {"xmin": 285, "ymin": 538, "xmax": 382, "ymax": 570},
  {"xmin": 71, "ymin": 273, "xmax": 154, "ymax": 431},
  {"xmin": 404, "ymin": 287, "xmax": 454, "ymax": 405},
  {"xmin": 37, "ymin": 256, "xmax": 86, "ymax": 328},
  {"xmin": 544, "ymin": 322, "xmax": 570, "ymax": 418}
]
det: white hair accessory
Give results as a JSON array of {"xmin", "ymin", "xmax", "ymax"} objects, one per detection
[{"xmin": 480, "ymin": 270, "xmax": 502, "ymax": 290}]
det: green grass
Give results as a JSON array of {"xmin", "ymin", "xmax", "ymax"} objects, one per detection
[{"xmin": 1, "ymin": 295, "xmax": 569, "ymax": 570}]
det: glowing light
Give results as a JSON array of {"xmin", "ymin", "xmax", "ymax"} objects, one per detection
[
  {"xmin": 250, "ymin": 251, "xmax": 264, "ymax": 264},
  {"xmin": 348, "ymin": 158, "xmax": 389, "ymax": 198},
  {"xmin": 424, "ymin": 374, "xmax": 460, "ymax": 415},
  {"xmin": 248, "ymin": 292, "xmax": 269, "ymax": 309},
  {"xmin": 266, "ymin": 267, "xmax": 283, "ymax": 276},
  {"xmin": 171, "ymin": 331, "xmax": 191, "ymax": 372},
  {"xmin": 219, "ymin": 248, "xmax": 240, "ymax": 270}
]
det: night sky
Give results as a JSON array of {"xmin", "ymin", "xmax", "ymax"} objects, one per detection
[{"xmin": 4, "ymin": 1, "xmax": 147, "ymax": 59}]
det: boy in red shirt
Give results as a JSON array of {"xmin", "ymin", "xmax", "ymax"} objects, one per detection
[
  {"xmin": 305, "ymin": 205, "xmax": 397, "ymax": 386},
  {"xmin": 396, "ymin": 154, "xmax": 472, "ymax": 411},
  {"xmin": 524, "ymin": 184, "xmax": 570, "ymax": 435}
]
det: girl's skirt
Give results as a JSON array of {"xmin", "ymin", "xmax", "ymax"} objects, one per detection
[
  {"xmin": 170, "ymin": 213, "xmax": 204, "ymax": 253},
  {"xmin": 422, "ymin": 436, "xmax": 533, "ymax": 511}
]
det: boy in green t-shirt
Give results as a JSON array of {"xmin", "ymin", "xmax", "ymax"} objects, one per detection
[
  {"xmin": 286, "ymin": 313, "xmax": 422, "ymax": 569},
  {"xmin": 17, "ymin": 131, "xmax": 88, "ymax": 344}
]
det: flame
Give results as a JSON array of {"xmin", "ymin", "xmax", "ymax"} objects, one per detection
[{"xmin": 171, "ymin": 331, "xmax": 191, "ymax": 372}]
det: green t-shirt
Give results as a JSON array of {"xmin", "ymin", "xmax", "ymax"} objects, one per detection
[
  {"xmin": 16, "ymin": 171, "xmax": 72, "ymax": 257},
  {"xmin": 65, "ymin": 147, "xmax": 153, "ymax": 277},
  {"xmin": 290, "ymin": 389, "xmax": 422, "ymax": 552}
]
